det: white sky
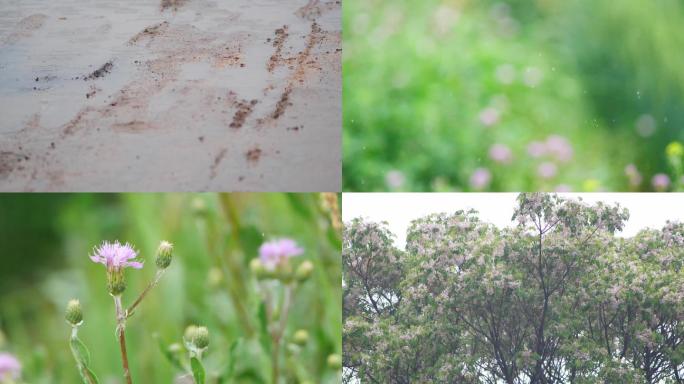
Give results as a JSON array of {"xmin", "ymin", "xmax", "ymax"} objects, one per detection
[{"xmin": 342, "ymin": 193, "xmax": 684, "ymax": 249}]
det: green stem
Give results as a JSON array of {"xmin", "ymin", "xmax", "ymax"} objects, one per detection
[
  {"xmin": 270, "ymin": 284, "xmax": 294, "ymax": 384},
  {"xmin": 271, "ymin": 336, "xmax": 280, "ymax": 384},
  {"xmin": 114, "ymin": 295, "xmax": 133, "ymax": 384},
  {"xmin": 126, "ymin": 269, "xmax": 165, "ymax": 319},
  {"xmin": 69, "ymin": 326, "xmax": 98, "ymax": 384}
]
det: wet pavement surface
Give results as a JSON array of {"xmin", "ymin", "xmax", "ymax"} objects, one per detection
[{"xmin": 0, "ymin": 0, "xmax": 341, "ymax": 191}]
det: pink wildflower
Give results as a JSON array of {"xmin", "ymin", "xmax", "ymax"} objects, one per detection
[
  {"xmin": 489, "ymin": 144, "xmax": 512, "ymax": 164},
  {"xmin": 545, "ymin": 135, "xmax": 573, "ymax": 162},
  {"xmin": 652, "ymin": 173, "xmax": 670, "ymax": 191},
  {"xmin": 469, "ymin": 168, "xmax": 491, "ymax": 190},
  {"xmin": 478, "ymin": 107, "xmax": 500, "ymax": 126},
  {"xmin": 0, "ymin": 353, "xmax": 21, "ymax": 380},
  {"xmin": 537, "ymin": 162, "xmax": 557, "ymax": 179},
  {"xmin": 90, "ymin": 241, "xmax": 143, "ymax": 270},
  {"xmin": 259, "ymin": 239, "xmax": 304, "ymax": 270}
]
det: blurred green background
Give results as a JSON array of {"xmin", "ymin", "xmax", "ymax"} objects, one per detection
[
  {"xmin": 344, "ymin": 0, "xmax": 684, "ymax": 192},
  {"xmin": 0, "ymin": 193, "xmax": 341, "ymax": 383}
]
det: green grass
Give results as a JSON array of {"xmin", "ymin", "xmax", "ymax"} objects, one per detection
[
  {"xmin": 343, "ymin": 0, "xmax": 684, "ymax": 191},
  {"xmin": 0, "ymin": 193, "xmax": 341, "ymax": 383}
]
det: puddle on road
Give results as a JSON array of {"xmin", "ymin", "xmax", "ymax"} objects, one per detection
[{"xmin": 0, "ymin": 0, "xmax": 341, "ymax": 191}]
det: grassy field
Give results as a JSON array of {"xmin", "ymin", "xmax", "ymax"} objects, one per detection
[
  {"xmin": 343, "ymin": 0, "xmax": 684, "ymax": 191},
  {"xmin": 0, "ymin": 193, "xmax": 341, "ymax": 383}
]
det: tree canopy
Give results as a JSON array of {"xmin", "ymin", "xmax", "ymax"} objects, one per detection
[{"xmin": 343, "ymin": 193, "xmax": 684, "ymax": 383}]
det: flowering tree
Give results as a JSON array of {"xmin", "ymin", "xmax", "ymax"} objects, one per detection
[{"xmin": 343, "ymin": 193, "xmax": 684, "ymax": 383}]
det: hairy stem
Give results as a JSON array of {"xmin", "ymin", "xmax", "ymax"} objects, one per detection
[{"xmin": 114, "ymin": 295, "xmax": 133, "ymax": 384}]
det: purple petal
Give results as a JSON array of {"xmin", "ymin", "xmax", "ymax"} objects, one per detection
[{"xmin": 125, "ymin": 261, "xmax": 144, "ymax": 269}]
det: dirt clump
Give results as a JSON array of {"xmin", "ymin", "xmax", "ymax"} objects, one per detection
[
  {"xmin": 0, "ymin": 152, "xmax": 27, "ymax": 179},
  {"xmin": 245, "ymin": 147, "xmax": 262, "ymax": 164},
  {"xmin": 128, "ymin": 22, "xmax": 169, "ymax": 45},
  {"xmin": 84, "ymin": 61, "xmax": 113, "ymax": 80},
  {"xmin": 209, "ymin": 148, "xmax": 227, "ymax": 179},
  {"xmin": 272, "ymin": 88, "xmax": 292, "ymax": 119},
  {"xmin": 230, "ymin": 99, "xmax": 258, "ymax": 129},
  {"xmin": 267, "ymin": 26, "xmax": 289, "ymax": 72},
  {"xmin": 161, "ymin": 0, "xmax": 188, "ymax": 11}
]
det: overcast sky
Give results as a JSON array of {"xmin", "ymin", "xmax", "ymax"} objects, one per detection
[{"xmin": 342, "ymin": 193, "xmax": 684, "ymax": 249}]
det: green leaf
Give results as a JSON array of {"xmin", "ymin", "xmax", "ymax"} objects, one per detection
[
  {"xmin": 191, "ymin": 357, "xmax": 206, "ymax": 384},
  {"xmin": 224, "ymin": 339, "xmax": 239, "ymax": 378},
  {"xmin": 81, "ymin": 366, "xmax": 100, "ymax": 384},
  {"xmin": 70, "ymin": 336, "xmax": 99, "ymax": 384},
  {"xmin": 237, "ymin": 225, "xmax": 263, "ymax": 263},
  {"xmin": 70, "ymin": 337, "xmax": 91, "ymax": 367}
]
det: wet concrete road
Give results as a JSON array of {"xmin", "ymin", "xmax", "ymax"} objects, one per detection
[{"xmin": 0, "ymin": 0, "xmax": 341, "ymax": 191}]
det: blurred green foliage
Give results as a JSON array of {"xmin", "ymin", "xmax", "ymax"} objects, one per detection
[
  {"xmin": 0, "ymin": 193, "xmax": 341, "ymax": 383},
  {"xmin": 343, "ymin": 0, "xmax": 684, "ymax": 191}
]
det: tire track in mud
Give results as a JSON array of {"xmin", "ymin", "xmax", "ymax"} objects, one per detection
[
  {"xmin": 267, "ymin": 26, "xmax": 289, "ymax": 72},
  {"xmin": 60, "ymin": 22, "xmax": 235, "ymax": 138},
  {"xmin": 265, "ymin": 21, "xmax": 325, "ymax": 122},
  {"xmin": 5, "ymin": 1, "xmax": 340, "ymax": 190},
  {"xmin": 210, "ymin": 18, "xmax": 337, "ymax": 179}
]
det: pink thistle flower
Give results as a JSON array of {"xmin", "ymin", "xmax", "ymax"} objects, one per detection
[
  {"xmin": 537, "ymin": 162, "xmax": 557, "ymax": 179},
  {"xmin": 469, "ymin": 168, "xmax": 491, "ymax": 190},
  {"xmin": 488, "ymin": 143, "xmax": 512, "ymax": 164},
  {"xmin": 259, "ymin": 239, "xmax": 304, "ymax": 270},
  {"xmin": 478, "ymin": 107, "xmax": 500, "ymax": 126},
  {"xmin": 0, "ymin": 352, "xmax": 21, "ymax": 380},
  {"xmin": 652, "ymin": 173, "xmax": 670, "ymax": 191},
  {"xmin": 545, "ymin": 135, "xmax": 573, "ymax": 162},
  {"xmin": 90, "ymin": 241, "xmax": 143, "ymax": 270}
]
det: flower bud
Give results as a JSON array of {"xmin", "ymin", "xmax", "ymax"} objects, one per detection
[
  {"xmin": 65, "ymin": 299, "xmax": 83, "ymax": 326},
  {"xmin": 107, "ymin": 270, "xmax": 126, "ymax": 295},
  {"xmin": 292, "ymin": 329, "xmax": 309, "ymax": 346},
  {"xmin": 156, "ymin": 241, "xmax": 174, "ymax": 269},
  {"xmin": 250, "ymin": 258, "xmax": 267, "ymax": 279},
  {"xmin": 184, "ymin": 325, "xmax": 209, "ymax": 350},
  {"xmin": 184, "ymin": 325, "xmax": 198, "ymax": 343},
  {"xmin": 194, "ymin": 326, "xmax": 210, "ymax": 349},
  {"xmin": 275, "ymin": 261, "xmax": 294, "ymax": 283},
  {"xmin": 295, "ymin": 260, "xmax": 314, "ymax": 282},
  {"xmin": 327, "ymin": 354, "xmax": 342, "ymax": 370}
]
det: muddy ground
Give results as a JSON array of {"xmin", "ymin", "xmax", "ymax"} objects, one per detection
[{"xmin": 0, "ymin": 0, "xmax": 341, "ymax": 191}]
